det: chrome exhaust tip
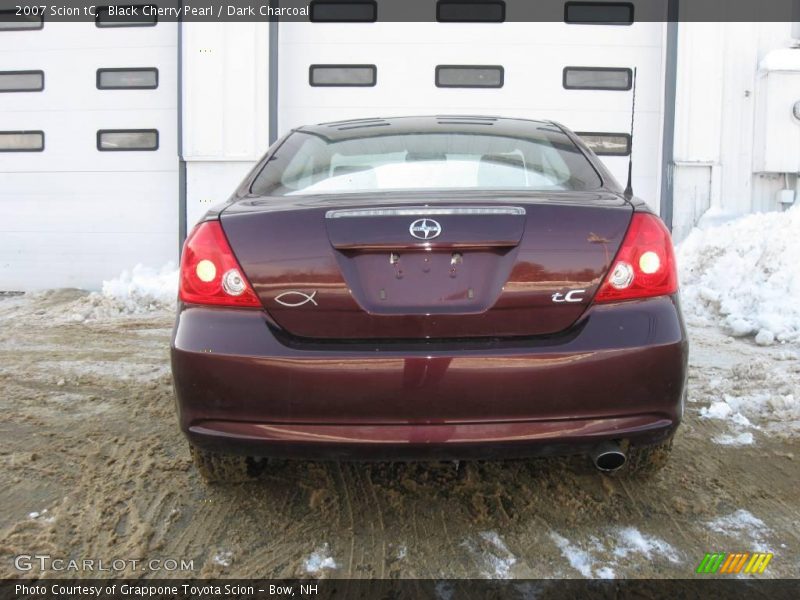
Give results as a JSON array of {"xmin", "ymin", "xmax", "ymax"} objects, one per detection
[{"xmin": 592, "ymin": 442, "xmax": 627, "ymax": 472}]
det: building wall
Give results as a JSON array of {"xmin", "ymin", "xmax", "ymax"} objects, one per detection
[
  {"xmin": 671, "ymin": 22, "xmax": 799, "ymax": 241},
  {"xmin": 1, "ymin": 17, "xmax": 797, "ymax": 290},
  {"xmin": 181, "ymin": 22, "xmax": 271, "ymax": 228}
]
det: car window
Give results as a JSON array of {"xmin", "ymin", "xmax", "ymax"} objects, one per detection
[{"xmin": 251, "ymin": 129, "xmax": 602, "ymax": 195}]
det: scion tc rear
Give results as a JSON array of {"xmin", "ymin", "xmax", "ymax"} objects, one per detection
[{"xmin": 170, "ymin": 116, "xmax": 688, "ymax": 483}]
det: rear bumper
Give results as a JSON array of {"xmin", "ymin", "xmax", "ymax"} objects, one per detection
[
  {"xmin": 171, "ymin": 296, "xmax": 688, "ymax": 460},
  {"xmin": 186, "ymin": 416, "xmax": 676, "ymax": 461}
]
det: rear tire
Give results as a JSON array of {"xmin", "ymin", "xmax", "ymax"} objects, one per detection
[
  {"xmin": 621, "ymin": 436, "xmax": 674, "ymax": 477},
  {"xmin": 190, "ymin": 445, "xmax": 261, "ymax": 484}
]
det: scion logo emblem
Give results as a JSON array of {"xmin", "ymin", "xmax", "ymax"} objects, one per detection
[
  {"xmin": 409, "ymin": 218, "xmax": 442, "ymax": 240},
  {"xmin": 552, "ymin": 289, "xmax": 586, "ymax": 303},
  {"xmin": 275, "ymin": 291, "xmax": 318, "ymax": 307}
]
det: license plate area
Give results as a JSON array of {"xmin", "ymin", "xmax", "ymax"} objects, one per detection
[{"xmin": 337, "ymin": 248, "xmax": 510, "ymax": 314}]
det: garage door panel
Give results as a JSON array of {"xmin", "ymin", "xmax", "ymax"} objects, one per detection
[
  {"xmin": 2, "ymin": 21, "xmax": 177, "ymax": 50},
  {"xmin": 282, "ymin": 18, "xmax": 665, "ymax": 47},
  {"xmin": 281, "ymin": 48, "xmax": 662, "ymax": 117},
  {"xmin": 0, "ymin": 21, "xmax": 178, "ymax": 290},
  {"xmin": 0, "ymin": 110, "xmax": 176, "ymax": 172},
  {"xmin": 0, "ymin": 231, "xmax": 176, "ymax": 290},
  {"xmin": 1, "ymin": 172, "xmax": 177, "ymax": 234},
  {"xmin": 0, "ymin": 48, "xmax": 176, "ymax": 112},
  {"xmin": 279, "ymin": 17, "xmax": 666, "ymax": 211}
]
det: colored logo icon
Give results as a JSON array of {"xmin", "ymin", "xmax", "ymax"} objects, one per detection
[{"xmin": 696, "ymin": 552, "xmax": 773, "ymax": 575}]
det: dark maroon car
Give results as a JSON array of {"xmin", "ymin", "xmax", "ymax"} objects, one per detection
[{"xmin": 171, "ymin": 116, "xmax": 687, "ymax": 483}]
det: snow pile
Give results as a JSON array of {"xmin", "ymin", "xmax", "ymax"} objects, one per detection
[
  {"xmin": 102, "ymin": 263, "xmax": 178, "ymax": 309},
  {"xmin": 304, "ymin": 543, "xmax": 337, "ymax": 574},
  {"xmin": 67, "ymin": 264, "xmax": 178, "ymax": 321},
  {"xmin": 549, "ymin": 528, "xmax": 680, "ymax": 579},
  {"xmin": 677, "ymin": 205, "xmax": 800, "ymax": 343}
]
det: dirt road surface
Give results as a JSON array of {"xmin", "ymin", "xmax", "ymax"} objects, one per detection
[{"xmin": 1, "ymin": 290, "xmax": 798, "ymax": 579}]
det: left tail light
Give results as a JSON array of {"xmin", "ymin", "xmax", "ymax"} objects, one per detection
[{"xmin": 179, "ymin": 221, "xmax": 261, "ymax": 307}]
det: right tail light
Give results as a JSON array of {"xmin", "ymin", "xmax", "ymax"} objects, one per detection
[{"xmin": 594, "ymin": 212, "xmax": 678, "ymax": 303}]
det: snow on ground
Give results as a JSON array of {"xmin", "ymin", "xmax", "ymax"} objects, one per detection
[
  {"xmin": 395, "ymin": 544, "xmax": 408, "ymax": 560},
  {"xmin": 549, "ymin": 532, "xmax": 610, "ymax": 578},
  {"xmin": 27, "ymin": 509, "xmax": 54, "ymax": 523},
  {"xmin": 477, "ymin": 531, "xmax": 517, "ymax": 578},
  {"xmin": 677, "ymin": 205, "xmax": 800, "ymax": 343},
  {"xmin": 462, "ymin": 531, "xmax": 518, "ymax": 579},
  {"xmin": 211, "ymin": 550, "xmax": 233, "ymax": 567},
  {"xmin": 713, "ymin": 432, "xmax": 755, "ymax": 446},
  {"xmin": 695, "ymin": 357, "xmax": 799, "ymax": 442},
  {"xmin": 549, "ymin": 528, "xmax": 680, "ymax": 579},
  {"xmin": 612, "ymin": 527, "xmax": 681, "ymax": 563},
  {"xmin": 304, "ymin": 543, "xmax": 337, "ymax": 574},
  {"xmin": 705, "ymin": 510, "xmax": 772, "ymax": 550}
]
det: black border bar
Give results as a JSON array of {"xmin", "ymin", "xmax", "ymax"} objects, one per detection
[
  {"xmin": 0, "ymin": 0, "xmax": 799, "ymax": 22},
  {"xmin": 2, "ymin": 579, "xmax": 800, "ymax": 600}
]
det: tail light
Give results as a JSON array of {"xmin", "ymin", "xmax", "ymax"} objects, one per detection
[
  {"xmin": 179, "ymin": 221, "xmax": 261, "ymax": 307},
  {"xmin": 594, "ymin": 212, "xmax": 678, "ymax": 303}
]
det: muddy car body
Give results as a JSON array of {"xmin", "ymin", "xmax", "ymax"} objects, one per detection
[{"xmin": 171, "ymin": 116, "xmax": 688, "ymax": 481}]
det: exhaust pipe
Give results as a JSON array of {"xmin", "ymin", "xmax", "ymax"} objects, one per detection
[{"xmin": 592, "ymin": 441, "xmax": 627, "ymax": 472}]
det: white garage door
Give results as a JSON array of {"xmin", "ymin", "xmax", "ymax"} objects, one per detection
[
  {"xmin": 278, "ymin": 0, "xmax": 667, "ymax": 210},
  {"xmin": 0, "ymin": 18, "xmax": 178, "ymax": 290}
]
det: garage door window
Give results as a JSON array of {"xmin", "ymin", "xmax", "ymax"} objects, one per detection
[
  {"xmin": 309, "ymin": 65, "xmax": 376, "ymax": 87},
  {"xmin": 0, "ymin": 70, "xmax": 44, "ymax": 92},
  {"xmin": 95, "ymin": 5, "xmax": 158, "ymax": 27},
  {"xmin": 577, "ymin": 132, "xmax": 631, "ymax": 156},
  {"xmin": 436, "ymin": 1, "xmax": 506, "ymax": 22},
  {"xmin": 97, "ymin": 129, "xmax": 159, "ymax": 151},
  {"xmin": 310, "ymin": 1, "xmax": 377, "ymax": 22},
  {"xmin": 564, "ymin": 2, "xmax": 634, "ymax": 25},
  {"xmin": 0, "ymin": 10, "xmax": 44, "ymax": 30},
  {"xmin": 563, "ymin": 67, "xmax": 632, "ymax": 90},
  {"xmin": 97, "ymin": 68, "xmax": 158, "ymax": 90},
  {"xmin": 0, "ymin": 131, "xmax": 44, "ymax": 152},
  {"xmin": 436, "ymin": 65, "xmax": 504, "ymax": 88}
]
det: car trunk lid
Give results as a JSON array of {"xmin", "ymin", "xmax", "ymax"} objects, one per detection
[{"xmin": 220, "ymin": 193, "xmax": 632, "ymax": 339}]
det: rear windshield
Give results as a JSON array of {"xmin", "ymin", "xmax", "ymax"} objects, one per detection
[{"xmin": 250, "ymin": 127, "xmax": 602, "ymax": 196}]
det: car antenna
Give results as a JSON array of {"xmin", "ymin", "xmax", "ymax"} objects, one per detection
[{"xmin": 624, "ymin": 67, "xmax": 637, "ymax": 199}]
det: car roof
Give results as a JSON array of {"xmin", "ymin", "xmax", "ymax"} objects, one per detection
[{"xmin": 294, "ymin": 115, "xmax": 563, "ymax": 143}]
